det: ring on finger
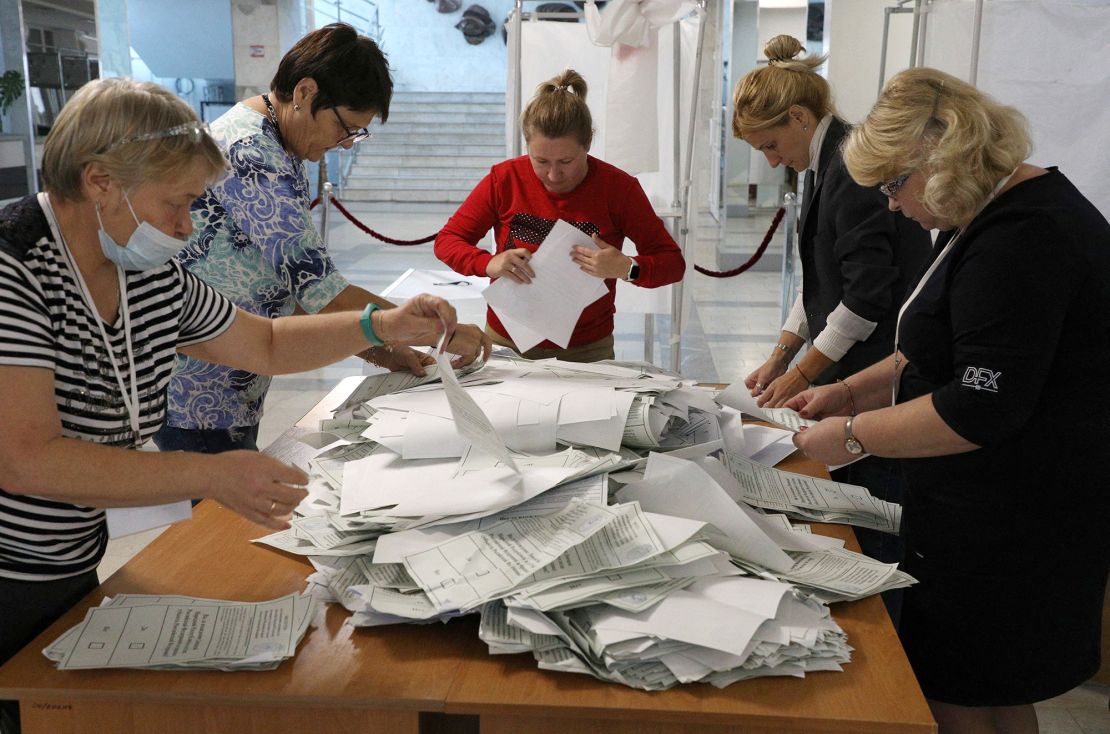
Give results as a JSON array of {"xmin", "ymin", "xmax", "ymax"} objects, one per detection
[
  {"xmin": 268, "ymin": 499, "xmax": 277, "ymax": 515},
  {"xmin": 755, "ymin": 382, "xmax": 764, "ymax": 389}
]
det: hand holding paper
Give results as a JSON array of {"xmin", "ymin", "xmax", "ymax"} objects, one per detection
[
  {"xmin": 570, "ymin": 234, "xmax": 634, "ymax": 280},
  {"xmin": 376, "ymin": 293, "xmax": 457, "ymax": 347},
  {"xmin": 484, "ymin": 220, "xmax": 608, "ymax": 351},
  {"xmin": 435, "ymin": 329, "xmax": 520, "ymax": 472}
]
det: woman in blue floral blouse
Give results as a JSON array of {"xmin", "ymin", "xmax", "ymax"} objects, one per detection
[{"xmin": 158, "ymin": 23, "xmax": 491, "ymax": 453}]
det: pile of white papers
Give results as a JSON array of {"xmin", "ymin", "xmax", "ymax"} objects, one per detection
[
  {"xmin": 722, "ymin": 451, "xmax": 901, "ymax": 534},
  {"xmin": 479, "ymin": 575, "xmax": 851, "ymax": 691},
  {"xmin": 249, "ymin": 356, "xmax": 913, "ymax": 690},
  {"xmin": 43, "ymin": 593, "xmax": 315, "ymax": 671}
]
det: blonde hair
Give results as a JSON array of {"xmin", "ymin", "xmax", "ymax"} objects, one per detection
[
  {"xmin": 732, "ymin": 35, "xmax": 833, "ymax": 138},
  {"xmin": 843, "ymin": 67, "xmax": 1031, "ymax": 229},
  {"xmin": 521, "ymin": 69, "xmax": 593, "ymax": 148},
  {"xmin": 42, "ymin": 77, "xmax": 226, "ymax": 202}
]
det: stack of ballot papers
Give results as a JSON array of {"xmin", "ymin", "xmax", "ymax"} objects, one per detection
[
  {"xmin": 43, "ymin": 593, "xmax": 315, "ymax": 671},
  {"xmin": 479, "ymin": 577, "xmax": 851, "ymax": 690},
  {"xmin": 250, "ymin": 354, "xmax": 914, "ymax": 690},
  {"xmin": 721, "ymin": 451, "xmax": 901, "ymax": 534}
]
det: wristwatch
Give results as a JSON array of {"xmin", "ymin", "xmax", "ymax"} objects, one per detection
[
  {"xmin": 844, "ymin": 416, "xmax": 866, "ymax": 455},
  {"xmin": 626, "ymin": 259, "xmax": 640, "ymax": 281}
]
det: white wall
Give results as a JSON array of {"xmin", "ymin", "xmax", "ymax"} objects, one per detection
[
  {"xmin": 825, "ymin": 0, "xmax": 914, "ymax": 124},
  {"xmin": 755, "ymin": 3, "xmax": 806, "ymax": 61},
  {"xmin": 723, "ymin": 0, "xmax": 759, "ymax": 204},
  {"xmin": 129, "ymin": 0, "xmax": 234, "ymax": 80},
  {"xmin": 374, "ymin": 0, "xmax": 516, "ymax": 92}
]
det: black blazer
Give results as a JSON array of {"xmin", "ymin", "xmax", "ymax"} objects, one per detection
[{"xmin": 799, "ymin": 117, "xmax": 932, "ymax": 382}]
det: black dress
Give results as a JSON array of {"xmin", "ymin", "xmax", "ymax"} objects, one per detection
[{"xmin": 896, "ymin": 168, "xmax": 1110, "ymax": 705}]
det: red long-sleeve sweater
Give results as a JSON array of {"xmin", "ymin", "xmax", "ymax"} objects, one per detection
[{"xmin": 435, "ymin": 155, "xmax": 685, "ymax": 347}]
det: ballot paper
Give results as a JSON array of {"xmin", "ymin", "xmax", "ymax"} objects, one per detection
[
  {"xmin": 780, "ymin": 547, "xmax": 915, "ymax": 603},
  {"xmin": 371, "ymin": 474, "xmax": 607, "ymax": 564},
  {"xmin": 44, "ymin": 593, "xmax": 315, "ymax": 671},
  {"xmin": 483, "ymin": 219, "xmax": 608, "ymax": 351},
  {"xmin": 742, "ymin": 424, "xmax": 798, "ymax": 466},
  {"xmin": 716, "ymin": 382, "xmax": 818, "ymax": 432},
  {"xmin": 404, "ymin": 500, "xmax": 620, "ymax": 612},
  {"xmin": 723, "ymin": 451, "xmax": 901, "ymax": 534},
  {"xmin": 615, "ymin": 453, "xmax": 795, "ymax": 573},
  {"xmin": 435, "ymin": 333, "xmax": 520, "ymax": 470},
  {"xmin": 106, "ymin": 501, "xmax": 192, "ymax": 539}
]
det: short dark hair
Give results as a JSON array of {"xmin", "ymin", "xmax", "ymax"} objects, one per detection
[{"xmin": 270, "ymin": 23, "xmax": 393, "ymax": 122}]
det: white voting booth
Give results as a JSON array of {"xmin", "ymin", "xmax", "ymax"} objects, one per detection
[{"xmin": 506, "ymin": 0, "xmax": 709, "ymax": 371}]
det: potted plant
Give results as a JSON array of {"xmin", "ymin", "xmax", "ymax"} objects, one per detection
[{"xmin": 0, "ymin": 70, "xmax": 25, "ymax": 134}]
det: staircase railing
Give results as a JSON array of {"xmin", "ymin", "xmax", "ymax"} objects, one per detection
[{"xmin": 313, "ymin": 0, "xmax": 381, "ymax": 43}]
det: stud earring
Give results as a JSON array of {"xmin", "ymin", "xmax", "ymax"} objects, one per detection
[{"xmin": 294, "ymin": 104, "xmax": 301, "ymax": 111}]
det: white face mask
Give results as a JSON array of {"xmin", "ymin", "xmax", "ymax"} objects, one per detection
[{"xmin": 96, "ymin": 190, "xmax": 185, "ymax": 271}]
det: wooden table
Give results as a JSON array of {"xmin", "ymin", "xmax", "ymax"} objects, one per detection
[{"xmin": 0, "ymin": 447, "xmax": 934, "ymax": 733}]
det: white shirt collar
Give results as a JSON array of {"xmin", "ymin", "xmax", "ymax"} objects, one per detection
[{"xmin": 807, "ymin": 115, "xmax": 835, "ymax": 175}]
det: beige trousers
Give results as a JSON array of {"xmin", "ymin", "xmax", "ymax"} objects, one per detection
[{"xmin": 485, "ymin": 327, "xmax": 615, "ymax": 363}]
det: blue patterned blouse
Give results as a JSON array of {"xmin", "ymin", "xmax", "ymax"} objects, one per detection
[{"xmin": 165, "ymin": 103, "xmax": 349, "ymax": 430}]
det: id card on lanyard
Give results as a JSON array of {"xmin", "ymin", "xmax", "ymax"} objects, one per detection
[
  {"xmin": 39, "ymin": 193, "xmax": 192, "ymax": 536},
  {"xmin": 40, "ymin": 192, "xmax": 143, "ymax": 448}
]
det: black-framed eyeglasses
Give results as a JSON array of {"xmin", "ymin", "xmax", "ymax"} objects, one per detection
[
  {"xmin": 879, "ymin": 171, "xmax": 911, "ymax": 199},
  {"xmin": 331, "ymin": 107, "xmax": 372, "ymax": 146},
  {"xmin": 97, "ymin": 121, "xmax": 210, "ymax": 155}
]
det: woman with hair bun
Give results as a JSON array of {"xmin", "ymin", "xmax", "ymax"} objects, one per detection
[
  {"xmin": 791, "ymin": 67, "xmax": 1110, "ymax": 732},
  {"xmin": 435, "ymin": 69, "xmax": 685, "ymax": 362},
  {"xmin": 729, "ymin": 35, "xmax": 931, "ymax": 579}
]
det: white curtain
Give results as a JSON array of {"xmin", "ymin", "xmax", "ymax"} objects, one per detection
[{"xmin": 922, "ymin": 0, "xmax": 1110, "ymax": 218}]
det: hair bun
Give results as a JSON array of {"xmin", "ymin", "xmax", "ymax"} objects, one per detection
[{"xmin": 764, "ymin": 34, "xmax": 805, "ymax": 64}]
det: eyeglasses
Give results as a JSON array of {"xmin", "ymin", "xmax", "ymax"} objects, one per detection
[
  {"xmin": 98, "ymin": 121, "xmax": 210, "ymax": 155},
  {"xmin": 331, "ymin": 107, "xmax": 372, "ymax": 146},
  {"xmin": 879, "ymin": 171, "xmax": 911, "ymax": 199}
]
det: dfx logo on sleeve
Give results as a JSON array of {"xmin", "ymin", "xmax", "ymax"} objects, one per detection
[{"xmin": 961, "ymin": 366, "xmax": 1001, "ymax": 392}]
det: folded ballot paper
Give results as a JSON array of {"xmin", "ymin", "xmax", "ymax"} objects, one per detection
[
  {"xmin": 43, "ymin": 593, "xmax": 315, "ymax": 671},
  {"xmin": 483, "ymin": 220, "xmax": 609, "ymax": 352},
  {"xmin": 252, "ymin": 354, "xmax": 913, "ymax": 690}
]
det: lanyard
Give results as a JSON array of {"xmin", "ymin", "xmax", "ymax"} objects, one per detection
[
  {"xmin": 39, "ymin": 193, "xmax": 142, "ymax": 448},
  {"xmin": 891, "ymin": 169, "xmax": 1018, "ymax": 405}
]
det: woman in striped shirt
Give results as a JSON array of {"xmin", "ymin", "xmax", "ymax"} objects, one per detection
[{"xmin": 0, "ymin": 78, "xmax": 457, "ymax": 678}]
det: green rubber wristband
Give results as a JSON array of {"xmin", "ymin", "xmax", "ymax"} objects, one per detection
[{"xmin": 360, "ymin": 303, "xmax": 385, "ymax": 346}]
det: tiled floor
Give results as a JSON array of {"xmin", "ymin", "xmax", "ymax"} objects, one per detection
[{"xmin": 95, "ymin": 203, "xmax": 1110, "ymax": 731}]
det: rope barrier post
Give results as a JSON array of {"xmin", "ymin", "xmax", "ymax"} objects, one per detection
[
  {"xmin": 320, "ymin": 181, "xmax": 334, "ymax": 247},
  {"xmin": 779, "ymin": 192, "xmax": 798, "ymax": 328},
  {"xmin": 510, "ymin": 0, "xmax": 524, "ymax": 158},
  {"xmin": 670, "ymin": 0, "xmax": 708, "ymax": 376}
]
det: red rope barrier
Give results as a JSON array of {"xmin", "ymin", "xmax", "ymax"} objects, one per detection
[
  {"xmin": 693, "ymin": 207, "xmax": 786, "ymax": 278},
  {"xmin": 309, "ymin": 195, "xmax": 438, "ymax": 246}
]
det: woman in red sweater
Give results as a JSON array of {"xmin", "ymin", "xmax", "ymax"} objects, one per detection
[{"xmin": 435, "ymin": 69, "xmax": 685, "ymax": 362}]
